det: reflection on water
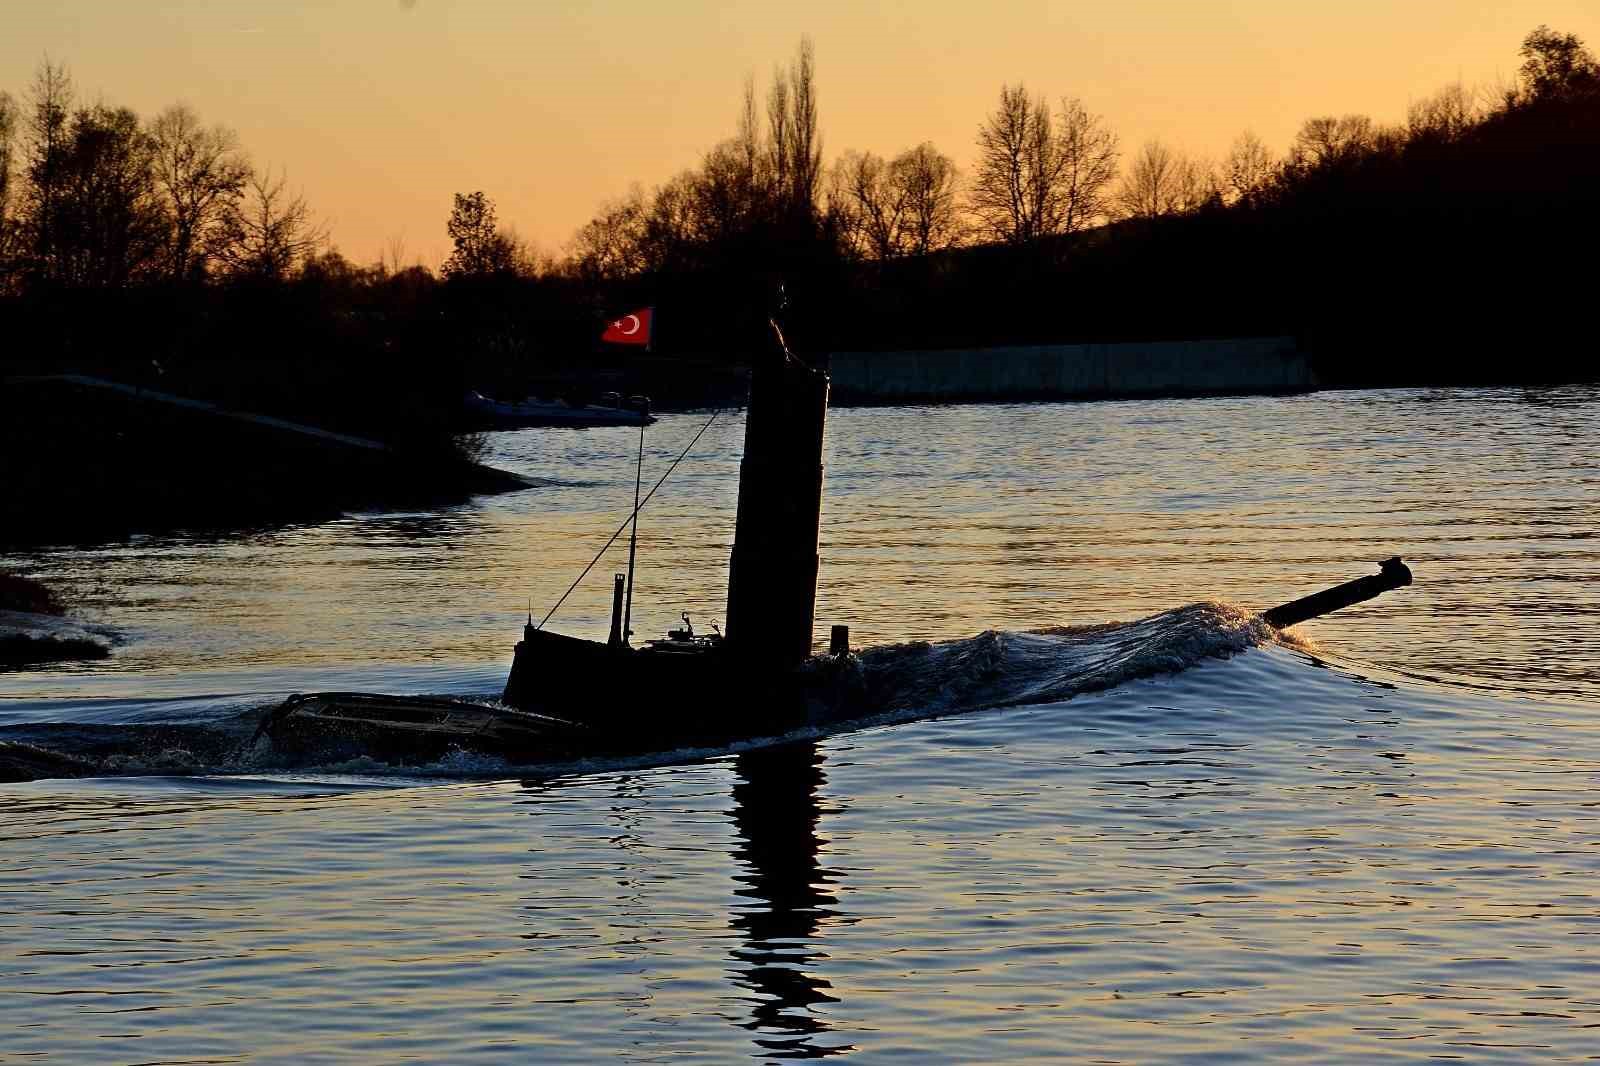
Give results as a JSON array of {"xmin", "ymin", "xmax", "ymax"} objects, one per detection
[
  {"xmin": 7, "ymin": 648, "xmax": 1600, "ymax": 1061},
  {"xmin": 4, "ymin": 385, "xmax": 1600, "ymax": 1061},
  {"xmin": 729, "ymin": 742, "xmax": 850, "ymax": 1058}
]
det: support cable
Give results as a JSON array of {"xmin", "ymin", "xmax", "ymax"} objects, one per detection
[{"xmin": 535, "ymin": 408, "xmax": 723, "ymax": 630}]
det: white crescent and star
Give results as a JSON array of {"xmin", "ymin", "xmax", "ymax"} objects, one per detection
[{"xmin": 614, "ymin": 314, "xmax": 641, "ymax": 336}]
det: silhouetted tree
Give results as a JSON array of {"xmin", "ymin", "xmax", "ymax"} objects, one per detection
[
  {"xmin": 562, "ymin": 36, "xmax": 829, "ymax": 292},
  {"xmin": 297, "ymin": 246, "xmax": 366, "ymax": 295},
  {"xmin": 830, "ymin": 149, "xmax": 897, "ymax": 259},
  {"xmin": 831, "ymin": 142, "xmax": 961, "ymax": 260},
  {"xmin": 895, "ymin": 143, "xmax": 962, "ymax": 256},
  {"xmin": 692, "ymin": 139, "xmax": 767, "ymax": 244},
  {"xmin": 1518, "ymin": 25, "xmax": 1599, "ymax": 102},
  {"xmin": 218, "ymin": 167, "xmax": 325, "ymax": 282},
  {"xmin": 0, "ymin": 91, "xmax": 17, "ymax": 279},
  {"xmin": 783, "ymin": 38, "xmax": 822, "ymax": 220},
  {"xmin": 1053, "ymin": 98, "xmax": 1120, "ymax": 235},
  {"xmin": 969, "ymin": 86, "xmax": 1117, "ymax": 243},
  {"xmin": 1289, "ymin": 114, "xmax": 1377, "ymax": 170},
  {"xmin": 148, "ymin": 104, "xmax": 251, "ymax": 282},
  {"xmin": 499, "ymin": 225, "xmax": 546, "ymax": 279},
  {"xmin": 765, "ymin": 69, "xmax": 790, "ymax": 208},
  {"xmin": 19, "ymin": 60, "xmax": 74, "ymax": 282},
  {"xmin": 969, "ymin": 85, "xmax": 1058, "ymax": 243},
  {"xmin": 638, "ymin": 170, "xmax": 698, "ymax": 272},
  {"xmin": 569, "ymin": 187, "xmax": 646, "ymax": 282},
  {"xmin": 40, "ymin": 103, "xmax": 165, "ymax": 287},
  {"xmin": 442, "ymin": 190, "xmax": 515, "ymax": 279},
  {"xmin": 1405, "ymin": 83, "xmax": 1478, "ymax": 144},
  {"xmin": 1117, "ymin": 140, "xmax": 1214, "ymax": 219},
  {"xmin": 1222, "ymin": 131, "xmax": 1274, "ymax": 205}
]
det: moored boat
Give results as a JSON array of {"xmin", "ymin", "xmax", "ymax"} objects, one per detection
[{"xmin": 463, "ymin": 390, "xmax": 655, "ymax": 428}]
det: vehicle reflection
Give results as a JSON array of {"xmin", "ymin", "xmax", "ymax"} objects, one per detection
[{"xmin": 727, "ymin": 740, "xmax": 853, "ymax": 1058}]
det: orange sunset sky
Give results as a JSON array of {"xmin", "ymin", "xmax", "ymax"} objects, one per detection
[{"xmin": 6, "ymin": 2, "xmax": 1596, "ymax": 267}]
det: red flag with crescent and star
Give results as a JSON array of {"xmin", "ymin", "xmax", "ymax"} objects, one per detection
[{"xmin": 601, "ymin": 307, "xmax": 653, "ymax": 348}]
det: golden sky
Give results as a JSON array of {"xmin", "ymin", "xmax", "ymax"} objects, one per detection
[{"xmin": 5, "ymin": 1, "xmax": 1595, "ymax": 267}]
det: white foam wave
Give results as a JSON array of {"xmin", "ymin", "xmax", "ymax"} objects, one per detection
[
  {"xmin": 847, "ymin": 601, "xmax": 1282, "ymax": 719},
  {"xmin": 7, "ymin": 602, "xmax": 1305, "ymax": 783}
]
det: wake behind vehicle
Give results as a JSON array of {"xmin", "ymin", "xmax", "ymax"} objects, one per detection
[{"xmin": 262, "ymin": 318, "xmax": 1414, "ymax": 767}]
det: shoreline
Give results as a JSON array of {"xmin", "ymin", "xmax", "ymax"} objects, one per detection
[
  {"xmin": 2, "ymin": 376, "xmax": 531, "ymax": 549},
  {"xmin": 0, "ymin": 573, "xmax": 112, "ymax": 670}
]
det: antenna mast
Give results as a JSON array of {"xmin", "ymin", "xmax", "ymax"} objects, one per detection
[{"xmin": 621, "ymin": 413, "xmax": 645, "ymax": 646}]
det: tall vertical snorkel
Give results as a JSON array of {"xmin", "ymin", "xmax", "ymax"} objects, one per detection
[{"xmin": 723, "ymin": 309, "xmax": 830, "ymax": 670}]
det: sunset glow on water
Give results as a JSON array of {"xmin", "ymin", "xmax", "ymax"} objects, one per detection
[{"xmin": 4, "ymin": 387, "xmax": 1599, "ymax": 1060}]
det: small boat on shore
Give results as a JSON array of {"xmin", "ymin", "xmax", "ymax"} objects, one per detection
[{"xmin": 463, "ymin": 390, "xmax": 655, "ymax": 429}]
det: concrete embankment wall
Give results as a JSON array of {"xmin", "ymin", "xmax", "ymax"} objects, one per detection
[{"xmin": 828, "ymin": 336, "xmax": 1315, "ymax": 404}]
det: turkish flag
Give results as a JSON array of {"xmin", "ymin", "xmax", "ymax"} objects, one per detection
[{"xmin": 601, "ymin": 307, "xmax": 653, "ymax": 346}]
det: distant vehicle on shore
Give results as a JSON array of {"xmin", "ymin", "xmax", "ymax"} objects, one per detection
[{"xmin": 462, "ymin": 390, "xmax": 655, "ymax": 429}]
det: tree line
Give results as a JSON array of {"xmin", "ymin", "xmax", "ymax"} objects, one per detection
[
  {"xmin": 559, "ymin": 25, "xmax": 1598, "ymax": 384},
  {"xmin": 563, "ymin": 28, "xmax": 1597, "ymax": 271},
  {"xmin": 1, "ymin": 25, "xmax": 1595, "ymax": 408},
  {"xmin": 0, "ymin": 63, "xmax": 331, "ymax": 291}
]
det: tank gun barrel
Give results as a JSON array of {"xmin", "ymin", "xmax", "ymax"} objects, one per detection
[{"xmin": 1263, "ymin": 557, "xmax": 1413, "ymax": 629}]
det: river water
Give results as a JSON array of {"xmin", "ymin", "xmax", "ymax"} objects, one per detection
[{"xmin": 3, "ymin": 386, "xmax": 1598, "ymax": 1061}]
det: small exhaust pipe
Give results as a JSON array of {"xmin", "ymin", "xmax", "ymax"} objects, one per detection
[
  {"xmin": 1263, "ymin": 557, "xmax": 1413, "ymax": 629},
  {"xmin": 608, "ymin": 573, "xmax": 626, "ymax": 647}
]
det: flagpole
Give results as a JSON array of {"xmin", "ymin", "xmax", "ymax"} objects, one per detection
[{"xmin": 599, "ymin": 305, "xmax": 652, "ymax": 647}]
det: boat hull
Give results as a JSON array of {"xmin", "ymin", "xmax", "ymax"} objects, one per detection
[
  {"xmin": 462, "ymin": 393, "xmax": 655, "ymax": 429},
  {"xmin": 258, "ymin": 692, "xmax": 591, "ymax": 766},
  {"xmin": 502, "ymin": 628, "xmax": 813, "ymax": 746}
]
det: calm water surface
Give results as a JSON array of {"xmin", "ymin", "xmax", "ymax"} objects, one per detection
[{"xmin": 3, "ymin": 386, "xmax": 1598, "ymax": 1061}]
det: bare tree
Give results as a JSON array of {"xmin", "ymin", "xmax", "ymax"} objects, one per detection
[
  {"xmin": 380, "ymin": 232, "xmax": 409, "ymax": 277},
  {"xmin": 0, "ymin": 91, "xmax": 16, "ymax": 270},
  {"xmin": 763, "ymin": 37, "xmax": 821, "ymax": 220},
  {"xmin": 12, "ymin": 65, "xmax": 166, "ymax": 286},
  {"xmin": 692, "ymin": 138, "xmax": 765, "ymax": 242},
  {"xmin": 1054, "ymin": 98, "xmax": 1119, "ymax": 235},
  {"xmin": 499, "ymin": 224, "xmax": 547, "ymax": 279},
  {"xmin": 786, "ymin": 37, "xmax": 821, "ymax": 216},
  {"xmin": 970, "ymin": 86, "xmax": 1117, "ymax": 244},
  {"xmin": 569, "ymin": 187, "xmax": 647, "ymax": 281},
  {"xmin": 148, "ymin": 104, "xmax": 251, "ymax": 281},
  {"xmin": 1406, "ymin": 84, "xmax": 1478, "ymax": 143},
  {"xmin": 831, "ymin": 141, "xmax": 962, "ymax": 260},
  {"xmin": 1290, "ymin": 114, "xmax": 1376, "ymax": 169},
  {"xmin": 20, "ymin": 60, "xmax": 74, "ymax": 275},
  {"xmin": 969, "ymin": 84, "xmax": 1059, "ymax": 244},
  {"xmin": 638, "ymin": 170, "xmax": 698, "ymax": 272},
  {"xmin": 765, "ymin": 69, "xmax": 791, "ymax": 208},
  {"xmin": 218, "ymin": 167, "xmax": 326, "ymax": 281},
  {"xmin": 563, "ymin": 36, "xmax": 823, "ymax": 270},
  {"xmin": 829, "ymin": 149, "xmax": 901, "ymax": 260},
  {"xmin": 39, "ymin": 104, "xmax": 166, "ymax": 287},
  {"xmin": 735, "ymin": 75, "xmax": 765, "ymax": 198},
  {"xmin": 891, "ymin": 142, "xmax": 962, "ymax": 256},
  {"xmin": 1223, "ymin": 131, "xmax": 1275, "ymax": 204},
  {"xmin": 1116, "ymin": 140, "xmax": 1214, "ymax": 219}
]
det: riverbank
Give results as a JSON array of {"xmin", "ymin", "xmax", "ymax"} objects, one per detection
[
  {"xmin": 828, "ymin": 335, "xmax": 1313, "ymax": 404},
  {"xmin": 1, "ymin": 376, "xmax": 530, "ymax": 548},
  {"xmin": 0, "ymin": 571, "xmax": 111, "ymax": 669}
]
